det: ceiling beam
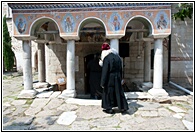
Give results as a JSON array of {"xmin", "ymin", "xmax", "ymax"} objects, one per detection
[{"xmin": 36, "ymin": 30, "xmax": 59, "ymax": 34}]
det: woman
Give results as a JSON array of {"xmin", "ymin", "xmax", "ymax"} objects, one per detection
[{"xmin": 99, "ymin": 42, "xmax": 129, "ymax": 114}]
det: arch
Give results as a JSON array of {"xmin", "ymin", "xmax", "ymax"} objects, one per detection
[
  {"xmin": 29, "ymin": 16, "xmax": 61, "ymax": 36},
  {"xmin": 124, "ymin": 15, "xmax": 154, "ymax": 36},
  {"xmin": 77, "ymin": 17, "xmax": 107, "ymax": 37}
]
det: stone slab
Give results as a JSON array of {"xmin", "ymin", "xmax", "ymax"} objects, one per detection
[
  {"xmin": 125, "ymin": 92, "xmax": 153, "ymax": 99},
  {"xmin": 49, "ymin": 91, "xmax": 61, "ymax": 99},
  {"xmin": 57, "ymin": 111, "xmax": 77, "ymax": 125},
  {"xmin": 66, "ymin": 98, "xmax": 101, "ymax": 106},
  {"xmin": 30, "ymin": 98, "xmax": 50, "ymax": 108},
  {"xmin": 11, "ymin": 100, "xmax": 27, "ymax": 106},
  {"xmin": 168, "ymin": 106, "xmax": 186, "ymax": 113},
  {"xmin": 182, "ymin": 120, "xmax": 194, "ymax": 130},
  {"xmin": 36, "ymin": 91, "xmax": 53, "ymax": 98}
]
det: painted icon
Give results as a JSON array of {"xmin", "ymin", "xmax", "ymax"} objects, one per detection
[
  {"xmin": 64, "ymin": 16, "xmax": 73, "ymax": 32},
  {"xmin": 113, "ymin": 15, "xmax": 120, "ymax": 31},
  {"xmin": 157, "ymin": 14, "xmax": 167, "ymax": 30},
  {"xmin": 109, "ymin": 13, "xmax": 122, "ymax": 32},
  {"xmin": 17, "ymin": 18, "xmax": 26, "ymax": 34}
]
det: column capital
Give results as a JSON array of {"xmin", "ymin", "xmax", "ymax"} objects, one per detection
[
  {"xmin": 60, "ymin": 35, "xmax": 80, "ymax": 41},
  {"xmin": 14, "ymin": 35, "xmax": 37, "ymax": 41},
  {"xmin": 149, "ymin": 34, "xmax": 170, "ymax": 39},
  {"xmin": 106, "ymin": 35, "xmax": 124, "ymax": 39}
]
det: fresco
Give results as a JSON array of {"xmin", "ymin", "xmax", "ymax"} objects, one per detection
[
  {"xmin": 98, "ymin": 12, "xmax": 107, "ymax": 20},
  {"xmin": 123, "ymin": 12, "xmax": 132, "ymax": 20},
  {"xmin": 50, "ymin": 11, "xmax": 61, "ymax": 20},
  {"xmin": 15, "ymin": 15, "xmax": 27, "ymax": 34},
  {"xmin": 12, "ymin": 8, "xmax": 171, "ymax": 37},
  {"xmin": 154, "ymin": 11, "xmax": 169, "ymax": 32},
  {"xmin": 61, "ymin": 13, "xmax": 75, "ymax": 33},
  {"xmin": 144, "ymin": 12, "xmax": 153, "ymax": 18},
  {"xmin": 75, "ymin": 14, "xmax": 84, "ymax": 21},
  {"xmin": 108, "ymin": 13, "xmax": 123, "ymax": 32},
  {"xmin": 27, "ymin": 14, "xmax": 37, "ymax": 22},
  {"xmin": 79, "ymin": 27, "xmax": 105, "ymax": 42}
]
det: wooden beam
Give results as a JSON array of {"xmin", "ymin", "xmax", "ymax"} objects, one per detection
[
  {"xmin": 126, "ymin": 29, "xmax": 149, "ymax": 32},
  {"xmin": 79, "ymin": 29, "xmax": 149, "ymax": 33},
  {"xmin": 132, "ymin": 38, "xmax": 154, "ymax": 42},
  {"xmin": 36, "ymin": 30, "xmax": 59, "ymax": 34},
  {"xmin": 80, "ymin": 30, "xmax": 105, "ymax": 33},
  {"xmin": 33, "ymin": 39, "xmax": 49, "ymax": 43}
]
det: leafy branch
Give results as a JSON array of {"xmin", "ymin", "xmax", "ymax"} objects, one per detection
[{"xmin": 172, "ymin": 3, "xmax": 193, "ymax": 21}]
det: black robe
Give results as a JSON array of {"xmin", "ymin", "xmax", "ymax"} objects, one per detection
[{"xmin": 100, "ymin": 53, "xmax": 128, "ymax": 110}]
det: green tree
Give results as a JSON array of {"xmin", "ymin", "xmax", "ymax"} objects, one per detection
[
  {"xmin": 172, "ymin": 3, "xmax": 193, "ymax": 21},
  {"xmin": 3, "ymin": 15, "xmax": 15, "ymax": 71}
]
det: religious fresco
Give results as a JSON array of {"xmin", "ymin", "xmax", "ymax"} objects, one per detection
[
  {"xmin": 15, "ymin": 15, "xmax": 27, "ymax": 34},
  {"xmin": 61, "ymin": 13, "xmax": 75, "ymax": 33},
  {"xmin": 27, "ymin": 14, "xmax": 37, "ymax": 22},
  {"xmin": 12, "ymin": 8, "xmax": 171, "ymax": 38},
  {"xmin": 108, "ymin": 13, "xmax": 123, "ymax": 32},
  {"xmin": 144, "ymin": 12, "xmax": 153, "ymax": 18},
  {"xmin": 98, "ymin": 12, "xmax": 107, "ymax": 20},
  {"xmin": 75, "ymin": 14, "xmax": 84, "ymax": 21},
  {"xmin": 154, "ymin": 11, "xmax": 169, "ymax": 32},
  {"xmin": 50, "ymin": 11, "xmax": 61, "ymax": 20},
  {"xmin": 79, "ymin": 27, "xmax": 105, "ymax": 42},
  {"xmin": 123, "ymin": 12, "xmax": 133, "ymax": 20}
]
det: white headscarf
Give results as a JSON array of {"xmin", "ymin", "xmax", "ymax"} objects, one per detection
[{"xmin": 99, "ymin": 48, "xmax": 120, "ymax": 67}]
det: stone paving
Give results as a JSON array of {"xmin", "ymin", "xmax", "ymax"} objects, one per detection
[{"xmin": 2, "ymin": 72, "xmax": 194, "ymax": 131}]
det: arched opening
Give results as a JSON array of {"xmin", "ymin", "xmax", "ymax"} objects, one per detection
[
  {"xmin": 121, "ymin": 16, "xmax": 153, "ymax": 89},
  {"xmin": 76, "ymin": 18, "xmax": 106, "ymax": 96},
  {"xmin": 30, "ymin": 17, "xmax": 65, "ymax": 84},
  {"xmin": 30, "ymin": 17, "xmax": 60, "ymax": 39}
]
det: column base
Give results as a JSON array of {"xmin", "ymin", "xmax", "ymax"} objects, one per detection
[
  {"xmin": 148, "ymin": 88, "xmax": 168, "ymax": 98},
  {"xmin": 18, "ymin": 89, "xmax": 38, "ymax": 99},
  {"xmin": 141, "ymin": 82, "xmax": 153, "ymax": 91},
  {"xmin": 142, "ymin": 82, "xmax": 153, "ymax": 88},
  {"xmin": 58, "ymin": 89, "xmax": 76, "ymax": 99}
]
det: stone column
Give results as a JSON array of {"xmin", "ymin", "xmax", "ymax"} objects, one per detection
[
  {"xmin": 37, "ymin": 43, "xmax": 45, "ymax": 82},
  {"xmin": 143, "ymin": 41, "xmax": 151, "ymax": 82},
  {"xmin": 18, "ymin": 40, "xmax": 37, "ymax": 98},
  {"xmin": 148, "ymin": 39, "xmax": 168, "ymax": 97},
  {"xmin": 45, "ymin": 44, "xmax": 48, "ymax": 82},
  {"xmin": 59, "ymin": 40, "xmax": 76, "ymax": 98},
  {"xmin": 110, "ymin": 38, "xmax": 119, "ymax": 53}
]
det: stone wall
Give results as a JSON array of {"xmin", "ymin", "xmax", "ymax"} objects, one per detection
[
  {"xmin": 170, "ymin": 3, "xmax": 193, "ymax": 90},
  {"xmin": 45, "ymin": 43, "xmax": 66, "ymax": 84}
]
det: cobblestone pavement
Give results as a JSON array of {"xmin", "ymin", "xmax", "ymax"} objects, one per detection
[{"xmin": 2, "ymin": 72, "xmax": 194, "ymax": 131}]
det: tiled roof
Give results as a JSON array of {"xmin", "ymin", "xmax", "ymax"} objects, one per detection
[{"xmin": 8, "ymin": 3, "xmax": 171, "ymax": 10}]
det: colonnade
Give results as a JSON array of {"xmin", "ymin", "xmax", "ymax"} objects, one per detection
[{"xmin": 17, "ymin": 35, "xmax": 168, "ymax": 99}]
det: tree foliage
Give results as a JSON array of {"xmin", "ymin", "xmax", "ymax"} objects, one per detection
[
  {"xmin": 3, "ymin": 15, "xmax": 15, "ymax": 71},
  {"xmin": 172, "ymin": 3, "xmax": 193, "ymax": 21}
]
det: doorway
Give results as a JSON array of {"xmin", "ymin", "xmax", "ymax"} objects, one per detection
[
  {"xmin": 84, "ymin": 53, "xmax": 102, "ymax": 95},
  {"xmin": 84, "ymin": 53, "xmax": 95, "ymax": 94}
]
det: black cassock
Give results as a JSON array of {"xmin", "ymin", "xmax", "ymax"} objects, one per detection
[
  {"xmin": 100, "ymin": 53, "xmax": 128, "ymax": 110},
  {"xmin": 87, "ymin": 58, "xmax": 103, "ymax": 98}
]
